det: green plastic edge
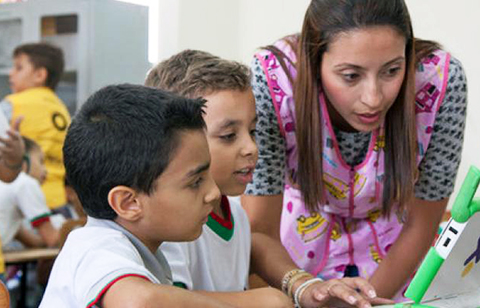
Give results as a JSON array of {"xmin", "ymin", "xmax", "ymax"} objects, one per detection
[
  {"xmin": 404, "ymin": 248, "xmax": 444, "ymax": 304},
  {"xmin": 451, "ymin": 165, "xmax": 480, "ymax": 223}
]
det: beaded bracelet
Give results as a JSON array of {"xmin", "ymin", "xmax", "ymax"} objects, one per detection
[
  {"xmin": 281, "ymin": 269, "xmax": 305, "ymax": 294},
  {"xmin": 294, "ymin": 278, "xmax": 323, "ymax": 308},
  {"xmin": 287, "ymin": 272, "xmax": 313, "ymax": 300}
]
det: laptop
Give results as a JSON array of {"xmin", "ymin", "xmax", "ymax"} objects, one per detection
[{"xmin": 379, "ymin": 165, "xmax": 480, "ymax": 308}]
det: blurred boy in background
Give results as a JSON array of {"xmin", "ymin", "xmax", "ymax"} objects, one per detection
[{"xmin": 1, "ymin": 42, "xmax": 71, "ymax": 216}]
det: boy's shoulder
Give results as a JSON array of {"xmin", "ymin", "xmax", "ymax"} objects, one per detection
[
  {"xmin": 59, "ymin": 218, "xmax": 135, "ymax": 260},
  {"xmin": 6, "ymin": 87, "xmax": 67, "ymax": 109},
  {"xmin": 42, "ymin": 217, "xmax": 171, "ymax": 307}
]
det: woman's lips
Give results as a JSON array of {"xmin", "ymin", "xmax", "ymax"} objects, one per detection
[{"xmin": 357, "ymin": 112, "xmax": 380, "ymax": 124}]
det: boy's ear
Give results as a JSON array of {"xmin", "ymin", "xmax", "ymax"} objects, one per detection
[
  {"xmin": 34, "ymin": 67, "xmax": 48, "ymax": 87},
  {"xmin": 108, "ymin": 186, "xmax": 143, "ymax": 221}
]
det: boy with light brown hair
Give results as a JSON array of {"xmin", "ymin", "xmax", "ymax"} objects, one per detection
[{"xmin": 146, "ymin": 50, "xmax": 389, "ymax": 308}]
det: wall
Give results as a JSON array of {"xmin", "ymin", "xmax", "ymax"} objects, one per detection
[{"xmin": 156, "ymin": 0, "xmax": 240, "ymax": 62}]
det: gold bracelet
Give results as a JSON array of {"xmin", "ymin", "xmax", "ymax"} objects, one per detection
[
  {"xmin": 281, "ymin": 269, "xmax": 305, "ymax": 294},
  {"xmin": 287, "ymin": 272, "xmax": 314, "ymax": 300}
]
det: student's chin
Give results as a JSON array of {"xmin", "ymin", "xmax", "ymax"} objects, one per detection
[{"xmin": 186, "ymin": 227, "xmax": 204, "ymax": 241}]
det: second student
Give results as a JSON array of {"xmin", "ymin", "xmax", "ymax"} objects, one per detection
[{"xmin": 146, "ymin": 50, "xmax": 390, "ymax": 308}]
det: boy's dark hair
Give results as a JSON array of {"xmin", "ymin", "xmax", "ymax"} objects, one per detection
[
  {"xmin": 63, "ymin": 84, "xmax": 206, "ymax": 220},
  {"xmin": 22, "ymin": 136, "xmax": 40, "ymax": 154},
  {"xmin": 145, "ymin": 49, "xmax": 251, "ymax": 98},
  {"xmin": 14, "ymin": 42, "xmax": 65, "ymax": 90}
]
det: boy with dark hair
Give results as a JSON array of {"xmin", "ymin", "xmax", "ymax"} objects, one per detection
[
  {"xmin": 2, "ymin": 42, "xmax": 71, "ymax": 214},
  {"xmin": 40, "ymin": 84, "xmax": 233, "ymax": 308},
  {"xmin": 147, "ymin": 50, "xmax": 386, "ymax": 308}
]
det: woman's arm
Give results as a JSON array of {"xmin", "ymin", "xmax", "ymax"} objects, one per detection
[
  {"xmin": 250, "ymin": 231, "xmax": 391, "ymax": 308},
  {"xmin": 243, "ymin": 57, "xmax": 287, "ymax": 237},
  {"xmin": 242, "ymin": 195, "xmax": 283, "ymax": 239},
  {"xmin": 369, "ymin": 197, "xmax": 447, "ymax": 298},
  {"xmin": 370, "ymin": 55, "xmax": 468, "ymax": 298}
]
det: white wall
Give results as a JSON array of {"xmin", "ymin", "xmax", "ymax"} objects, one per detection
[
  {"xmin": 236, "ymin": 0, "xmax": 310, "ymax": 63},
  {"xmin": 157, "ymin": 0, "xmax": 240, "ymax": 62},
  {"xmin": 157, "ymin": 0, "xmax": 480, "ymax": 202},
  {"xmin": 157, "ymin": 0, "xmax": 309, "ymax": 63}
]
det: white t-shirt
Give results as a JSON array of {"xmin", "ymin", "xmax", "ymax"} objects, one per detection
[
  {"xmin": 161, "ymin": 196, "xmax": 251, "ymax": 291},
  {"xmin": 40, "ymin": 217, "xmax": 172, "ymax": 308},
  {"xmin": 0, "ymin": 172, "xmax": 51, "ymax": 247}
]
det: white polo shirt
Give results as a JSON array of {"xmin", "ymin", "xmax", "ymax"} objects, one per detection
[
  {"xmin": 0, "ymin": 172, "xmax": 52, "ymax": 248},
  {"xmin": 161, "ymin": 196, "xmax": 251, "ymax": 291},
  {"xmin": 40, "ymin": 217, "xmax": 172, "ymax": 307}
]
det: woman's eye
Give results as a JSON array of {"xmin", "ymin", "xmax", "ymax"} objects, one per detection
[
  {"xmin": 384, "ymin": 67, "xmax": 401, "ymax": 77},
  {"xmin": 342, "ymin": 73, "xmax": 360, "ymax": 82}
]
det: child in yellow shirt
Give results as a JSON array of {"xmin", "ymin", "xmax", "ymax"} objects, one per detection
[{"xmin": 1, "ymin": 42, "xmax": 71, "ymax": 214}]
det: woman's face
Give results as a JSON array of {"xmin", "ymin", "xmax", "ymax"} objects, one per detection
[{"xmin": 320, "ymin": 26, "xmax": 407, "ymax": 132}]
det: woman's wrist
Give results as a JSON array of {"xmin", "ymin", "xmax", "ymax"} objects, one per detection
[
  {"xmin": 294, "ymin": 278, "xmax": 324, "ymax": 308},
  {"xmin": 290, "ymin": 275, "xmax": 313, "ymax": 300},
  {"xmin": 281, "ymin": 269, "xmax": 314, "ymax": 300}
]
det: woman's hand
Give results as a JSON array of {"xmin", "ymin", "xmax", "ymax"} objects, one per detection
[{"xmin": 297, "ymin": 277, "xmax": 394, "ymax": 308}]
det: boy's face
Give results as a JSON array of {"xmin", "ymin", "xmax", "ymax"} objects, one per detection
[
  {"xmin": 26, "ymin": 147, "xmax": 47, "ymax": 185},
  {"xmin": 137, "ymin": 130, "xmax": 220, "ymax": 244},
  {"xmin": 9, "ymin": 53, "xmax": 46, "ymax": 93},
  {"xmin": 203, "ymin": 89, "xmax": 258, "ymax": 196}
]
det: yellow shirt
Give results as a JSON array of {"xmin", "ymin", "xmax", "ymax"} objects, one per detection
[{"xmin": 7, "ymin": 87, "xmax": 71, "ymax": 209}]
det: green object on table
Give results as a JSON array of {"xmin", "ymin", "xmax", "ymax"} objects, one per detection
[
  {"xmin": 403, "ymin": 165, "xmax": 480, "ymax": 305},
  {"xmin": 394, "ymin": 304, "xmax": 435, "ymax": 308},
  {"xmin": 451, "ymin": 166, "xmax": 480, "ymax": 223},
  {"xmin": 404, "ymin": 248, "xmax": 444, "ymax": 303}
]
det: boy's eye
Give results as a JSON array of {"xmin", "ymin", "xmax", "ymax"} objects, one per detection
[
  {"xmin": 219, "ymin": 133, "xmax": 236, "ymax": 142},
  {"xmin": 250, "ymin": 129, "xmax": 257, "ymax": 137},
  {"xmin": 190, "ymin": 177, "xmax": 204, "ymax": 189}
]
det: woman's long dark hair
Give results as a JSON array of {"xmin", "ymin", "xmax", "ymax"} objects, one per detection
[{"xmin": 264, "ymin": 0, "xmax": 440, "ymax": 214}]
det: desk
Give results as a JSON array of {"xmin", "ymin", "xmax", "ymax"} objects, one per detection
[
  {"xmin": 4, "ymin": 248, "xmax": 59, "ymax": 264},
  {"xmin": 4, "ymin": 248, "xmax": 59, "ymax": 308}
]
